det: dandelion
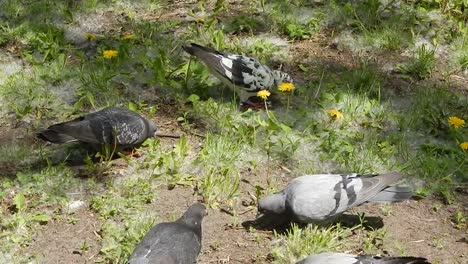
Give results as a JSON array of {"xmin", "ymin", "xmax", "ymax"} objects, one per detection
[
  {"xmin": 84, "ymin": 33, "xmax": 97, "ymax": 41},
  {"xmin": 122, "ymin": 34, "xmax": 135, "ymax": 40},
  {"xmin": 103, "ymin": 49, "xmax": 118, "ymax": 59},
  {"xmin": 460, "ymin": 142, "xmax": 468, "ymax": 151},
  {"xmin": 328, "ymin": 109, "xmax": 343, "ymax": 120},
  {"xmin": 278, "ymin": 82, "xmax": 295, "ymax": 92},
  {"xmin": 448, "ymin": 116, "xmax": 465, "ymax": 128},
  {"xmin": 257, "ymin": 89, "xmax": 271, "ymax": 100}
]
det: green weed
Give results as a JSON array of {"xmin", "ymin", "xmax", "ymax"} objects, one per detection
[
  {"xmin": 98, "ymin": 214, "xmax": 155, "ymax": 263},
  {"xmin": 397, "ymin": 45, "xmax": 437, "ymax": 79},
  {"xmin": 0, "ymin": 163, "xmax": 79, "ymax": 257},
  {"xmin": 452, "ymin": 208, "xmax": 467, "ymax": 230},
  {"xmin": 196, "ymin": 166, "xmax": 240, "ymax": 208},
  {"xmin": 90, "ymin": 178, "xmax": 157, "ymax": 219},
  {"xmin": 138, "ymin": 137, "xmax": 193, "ymax": 187},
  {"xmin": 270, "ymin": 224, "xmax": 352, "ymax": 263}
]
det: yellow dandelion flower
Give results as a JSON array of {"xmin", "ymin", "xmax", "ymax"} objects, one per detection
[
  {"xmin": 278, "ymin": 82, "xmax": 295, "ymax": 92},
  {"xmin": 460, "ymin": 142, "xmax": 468, "ymax": 151},
  {"xmin": 84, "ymin": 33, "xmax": 97, "ymax": 41},
  {"xmin": 103, "ymin": 49, "xmax": 118, "ymax": 59},
  {"xmin": 328, "ymin": 109, "xmax": 343, "ymax": 120},
  {"xmin": 257, "ymin": 89, "xmax": 271, "ymax": 100},
  {"xmin": 122, "ymin": 34, "xmax": 135, "ymax": 40},
  {"xmin": 448, "ymin": 116, "xmax": 465, "ymax": 128}
]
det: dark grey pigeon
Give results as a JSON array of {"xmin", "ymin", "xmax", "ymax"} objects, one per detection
[
  {"xmin": 258, "ymin": 172, "xmax": 413, "ymax": 223},
  {"xmin": 296, "ymin": 252, "xmax": 430, "ymax": 264},
  {"xmin": 182, "ymin": 43, "xmax": 293, "ymax": 107},
  {"xmin": 37, "ymin": 107, "xmax": 157, "ymax": 150},
  {"xmin": 128, "ymin": 203, "xmax": 207, "ymax": 264}
]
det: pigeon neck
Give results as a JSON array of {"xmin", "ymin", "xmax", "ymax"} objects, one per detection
[
  {"xmin": 260, "ymin": 192, "xmax": 286, "ymax": 214},
  {"xmin": 178, "ymin": 214, "xmax": 202, "ymax": 236}
]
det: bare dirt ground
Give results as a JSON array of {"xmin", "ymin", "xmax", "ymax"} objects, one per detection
[{"xmin": 22, "ymin": 172, "xmax": 467, "ymax": 263}]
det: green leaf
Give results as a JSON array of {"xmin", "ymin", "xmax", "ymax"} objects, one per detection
[
  {"xmin": 187, "ymin": 94, "xmax": 200, "ymax": 104},
  {"xmin": 32, "ymin": 213, "xmax": 51, "ymax": 223},
  {"xmin": 128, "ymin": 101, "xmax": 138, "ymax": 112},
  {"xmin": 13, "ymin": 192, "xmax": 26, "ymax": 212}
]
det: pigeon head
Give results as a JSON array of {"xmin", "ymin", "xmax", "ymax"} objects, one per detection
[
  {"xmin": 146, "ymin": 119, "xmax": 158, "ymax": 138},
  {"xmin": 273, "ymin": 70, "xmax": 293, "ymax": 86},
  {"xmin": 258, "ymin": 192, "xmax": 286, "ymax": 215},
  {"xmin": 178, "ymin": 203, "xmax": 207, "ymax": 228}
]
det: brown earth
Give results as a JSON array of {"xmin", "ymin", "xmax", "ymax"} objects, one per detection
[{"xmin": 21, "ymin": 174, "xmax": 467, "ymax": 263}]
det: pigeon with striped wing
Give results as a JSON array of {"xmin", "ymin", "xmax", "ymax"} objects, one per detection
[
  {"xmin": 258, "ymin": 172, "xmax": 413, "ymax": 223},
  {"xmin": 183, "ymin": 43, "xmax": 292, "ymax": 108},
  {"xmin": 296, "ymin": 252, "xmax": 430, "ymax": 264}
]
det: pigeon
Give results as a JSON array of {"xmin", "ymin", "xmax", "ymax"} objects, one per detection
[
  {"xmin": 128, "ymin": 203, "xmax": 207, "ymax": 264},
  {"xmin": 182, "ymin": 42, "xmax": 293, "ymax": 107},
  {"xmin": 296, "ymin": 252, "xmax": 431, "ymax": 264},
  {"xmin": 37, "ymin": 107, "xmax": 157, "ymax": 150},
  {"xmin": 258, "ymin": 172, "xmax": 413, "ymax": 223}
]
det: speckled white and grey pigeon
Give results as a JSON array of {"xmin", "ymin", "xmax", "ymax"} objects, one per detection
[
  {"xmin": 128, "ymin": 203, "xmax": 207, "ymax": 264},
  {"xmin": 258, "ymin": 172, "xmax": 413, "ymax": 223},
  {"xmin": 37, "ymin": 107, "xmax": 157, "ymax": 150},
  {"xmin": 296, "ymin": 252, "xmax": 430, "ymax": 264},
  {"xmin": 182, "ymin": 42, "xmax": 293, "ymax": 107}
]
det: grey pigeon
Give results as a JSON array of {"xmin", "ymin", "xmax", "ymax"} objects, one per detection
[
  {"xmin": 37, "ymin": 107, "xmax": 157, "ymax": 150},
  {"xmin": 182, "ymin": 43, "xmax": 293, "ymax": 107},
  {"xmin": 128, "ymin": 203, "xmax": 207, "ymax": 264},
  {"xmin": 296, "ymin": 252, "xmax": 430, "ymax": 264},
  {"xmin": 258, "ymin": 172, "xmax": 413, "ymax": 223}
]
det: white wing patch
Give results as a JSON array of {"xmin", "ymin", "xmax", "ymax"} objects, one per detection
[
  {"xmin": 221, "ymin": 57, "xmax": 233, "ymax": 69},
  {"xmin": 221, "ymin": 57, "xmax": 234, "ymax": 79}
]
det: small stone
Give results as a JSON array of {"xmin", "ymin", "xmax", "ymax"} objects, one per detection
[{"xmin": 67, "ymin": 200, "xmax": 85, "ymax": 214}]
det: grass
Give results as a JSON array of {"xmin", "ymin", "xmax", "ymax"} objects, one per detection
[
  {"xmin": 89, "ymin": 177, "xmax": 159, "ymax": 262},
  {"xmin": 0, "ymin": 0, "xmax": 467, "ymax": 263},
  {"xmin": 270, "ymin": 224, "xmax": 353, "ymax": 263}
]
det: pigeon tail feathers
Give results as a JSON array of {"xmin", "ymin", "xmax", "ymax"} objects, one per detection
[
  {"xmin": 357, "ymin": 255, "xmax": 431, "ymax": 264},
  {"xmin": 182, "ymin": 43, "xmax": 221, "ymax": 57},
  {"xmin": 367, "ymin": 186, "xmax": 413, "ymax": 203},
  {"xmin": 37, "ymin": 129, "xmax": 77, "ymax": 144}
]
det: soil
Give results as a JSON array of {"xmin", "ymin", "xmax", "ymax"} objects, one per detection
[
  {"xmin": 24, "ymin": 209, "xmax": 102, "ymax": 263},
  {"xmin": 21, "ymin": 175, "xmax": 468, "ymax": 264}
]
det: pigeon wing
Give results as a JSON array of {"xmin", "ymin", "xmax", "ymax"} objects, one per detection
[
  {"xmin": 183, "ymin": 43, "xmax": 275, "ymax": 96},
  {"xmin": 101, "ymin": 111, "xmax": 149, "ymax": 146},
  {"xmin": 348, "ymin": 172, "xmax": 404, "ymax": 207},
  {"xmin": 297, "ymin": 253, "xmax": 430, "ymax": 264},
  {"xmin": 285, "ymin": 173, "xmax": 402, "ymax": 221},
  {"xmin": 225, "ymin": 55, "xmax": 276, "ymax": 92},
  {"xmin": 56, "ymin": 108, "xmax": 147, "ymax": 145},
  {"xmin": 286, "ymin": 175, "xmax": 355, "ymax": 221},
  {"xmin": 45, "ymin": 116, "xmax": 105, "ymax": 145}
]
